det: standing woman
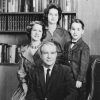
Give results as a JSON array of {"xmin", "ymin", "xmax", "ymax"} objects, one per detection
[
  {"xmin": 12, "ymin": 21, "xmax": 46, "ymax": 100},
  {"xmin": 43, "ymin": 3, "xmax": 71, "ymax": 53}
]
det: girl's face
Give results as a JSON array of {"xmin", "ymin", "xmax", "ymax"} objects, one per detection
[
  {"xmin": 48, "ymin": 8, "xmax": 59, "ymax": 25},
  {"xmin": 31, "ymin": 24, "xmax": 43, "ymax": 41},
  {"xmin": 70, "ymin": 22, "xmax": 84, "ymax": 41}
]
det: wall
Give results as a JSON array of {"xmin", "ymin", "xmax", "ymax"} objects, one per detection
[{"xmin": 77, "ymin": 0, "xmax": 100, "ymax": 55}]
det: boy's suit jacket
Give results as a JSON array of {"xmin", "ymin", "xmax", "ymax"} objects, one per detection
[
  {"xmin": 26, "ymin": 63, "xmax": 77, "ymax": 100},
  {"xmin": 64, "ymin": 38, "xmax": 90, "ymax": 83}
]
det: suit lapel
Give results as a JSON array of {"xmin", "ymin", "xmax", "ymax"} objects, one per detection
[
  {"xmin": 38, "ymin": 66, "xmax": 46, "ymax": 95},
  {"xmin": 46, "ymin": 64, "xmax": 59, "ymax": 92},
  {"xmin": 71, "ymin": 38, "xmax": 83, "ymax": 51}
]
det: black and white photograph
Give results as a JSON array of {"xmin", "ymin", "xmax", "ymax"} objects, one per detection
[{"xmin": 0, "ymin": 0, "xmax": 100, "ymax": 100}]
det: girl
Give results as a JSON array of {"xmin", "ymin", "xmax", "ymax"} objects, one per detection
[{"xmin": 12, "ymin": 21, "xmax": 46, "ymax": 100}]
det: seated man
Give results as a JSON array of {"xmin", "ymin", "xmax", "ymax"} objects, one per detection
[{"xmin": 25, "ymin": 41, "xmax": 77, "ymax": 100}]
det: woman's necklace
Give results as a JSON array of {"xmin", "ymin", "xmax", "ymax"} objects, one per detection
[
  {"xmin": 30, "ymin": 41, "xmax": 41, "ymax": 49},
  {"xmin": 48, "ymin": 24, "xmax": 57, "ymax": 36}
]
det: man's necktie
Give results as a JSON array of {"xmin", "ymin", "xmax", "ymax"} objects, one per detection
[{"xmin": 46, "ymin": 68, "xmax": 50, "ymax": 88}]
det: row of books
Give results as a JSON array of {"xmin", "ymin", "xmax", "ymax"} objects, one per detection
[
  {"xmin": 0, "ymin": 44, "xmax": 18, "ymax": 63},
  {"xmin": 0, "ymin": 14, "xmax": 43, "ymax": 31},
  {"xmin": 0, "ymin": 14, "xmax": 75, "ymax": 31},
  {"xmin": 0, "ymin": 0, "xmax": 77, "ymax": 13},
  {"xmin": 62, "ymin": 14, "xmax": 76, "ymax": 30}
]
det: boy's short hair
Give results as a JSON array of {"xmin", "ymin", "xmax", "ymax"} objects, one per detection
[{"xmin": 71, "ymin": 19, "xmax": 85, "ymax": 29}]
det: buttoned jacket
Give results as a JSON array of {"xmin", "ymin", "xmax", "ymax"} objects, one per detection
[
  {"xmin": 26, "ymin": 64, "xmax": 77, "ymax": 100},
  {"xmin": 64, "ymin": 38, "xmax": 90, "ymax": 83},
  {"xmin": 43, "ymin": 25, "xmax": 71, "ymax": 52}
]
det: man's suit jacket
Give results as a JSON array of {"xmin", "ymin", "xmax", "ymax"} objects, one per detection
[{"xmin": 26, "ymin": 63, "xmax": 77, "ymax": 100}]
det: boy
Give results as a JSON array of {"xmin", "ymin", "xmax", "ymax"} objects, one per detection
[{"xmin": 64, "ymin": 19, "xmax": 90, "ymax": 100}]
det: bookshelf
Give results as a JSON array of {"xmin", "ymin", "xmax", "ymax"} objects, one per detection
[
  {"xmin": 0, "ymin": 0, "xmax": 76, "ymax": 64},
  {"xmin": 0, "ymin": 12, "xmax": 76, "ymax": 33},
  {"xmin": 0, "ymin": 0, "xmax": 77, "ymax": 100},
  {"xmin": 0, "ymin": 1, "xmax": 77, "ymax": 100},
  {"xmin": 0, "ymin": 12, "xmax": 44, "ymax": 33},
  {"xmin": 0, "ymin": 12, "xmax": 76, "ymax": 64}
]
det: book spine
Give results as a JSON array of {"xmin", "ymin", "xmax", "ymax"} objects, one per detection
[
  {"xmin": 9, "ymin": 45, "xmax": 17, "ymax": 63},
  {"xmin": 35, "ymin": 0, "xmax": 38, "ymax": 12},
  {"xmin": 0, "ymin": 16, "xmax": 1, "ymax": 31},
  {"xmin": 0, "ymin": 44, "xmax": 3, "ymax": 63},
  {"xmin": 63, "ymin": 15, "xmax": 68, "ymax": 30},
  {"xmin": 68, "ymin": 14, "xmax": 72, "ymax": 30}
]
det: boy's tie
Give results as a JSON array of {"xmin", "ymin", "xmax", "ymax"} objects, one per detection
[{"xmin": 71, "ymin": 41, "xmax": 76, "ymax": 44}]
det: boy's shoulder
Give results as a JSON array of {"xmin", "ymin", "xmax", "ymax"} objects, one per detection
[{"xmin": 81, "ymin": 39, "xmax": 90, "ymax": 50}]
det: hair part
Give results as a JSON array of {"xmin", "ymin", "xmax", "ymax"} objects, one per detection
[{"xmin": 71, "ymin": 19, "xmax": 85, "ymax": 29}]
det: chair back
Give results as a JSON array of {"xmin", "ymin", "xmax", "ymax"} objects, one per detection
[{"xmin": 88, "ymin": 59, "xmax": 100, "ymax": 100}]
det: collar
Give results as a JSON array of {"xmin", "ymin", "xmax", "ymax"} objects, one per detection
[
  {"xmin": 43, "ymin": 64, "xmax": 54, "ymax": 73},
  {"xmin": 43, "ymin": 65, "xmax": 54, "ymax": 79},
  {"xmin": 70, "ymin": 38, "xmax": 83, "ymax": 50},
  {"xmin": 75, "ymin": 38, "xmax": 83, "ymax": 45},
  {"xmin": 21, "ymin": 45, "xmax": 39, "ymax": 63},
  {"xmin": 71, "ymin": 38, "xmax": 83, "ymax": 44}
]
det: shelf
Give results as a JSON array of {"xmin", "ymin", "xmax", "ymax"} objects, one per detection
[
  {"xmin": 0, "ymin": 63, "xmax": 19, "ymax": 66},
  {"xmin": 62, "ymin": 12, "xmax": 76, "ymax": 14},
  {"xmin": 0, "ymin": 12, "xmax": 44, "ymax": 15},
  {"xmin": 0, "ymin": 13, "xmax": 44, "ymax": 33},
  {"xmin": 0, "ymin": 31, "xmax": 27, "ymax": 34},
  {"xmin": 0, "ymin": 12, "xmax": 76, "ymax": 15},
  {"xmin": 0, "ymin": 12, "xmax": 76, "ymax": 33}
]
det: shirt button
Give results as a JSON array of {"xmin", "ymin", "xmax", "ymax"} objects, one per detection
[
  {"xmin": 45, "ymin": 98, "xmax": 48, "ymax": 100},
  {"xmin": 68, "ymin": 61, "xmax": 70, "ymax": 63}
]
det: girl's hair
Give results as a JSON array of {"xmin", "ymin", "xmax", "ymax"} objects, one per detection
[
  {"xmin": 71, "ymin": 19, "xmax": 85, "ymax": 29},
  {"xmin": 43, "ymin": 3, "xmax": 62, "ymax": 26},
  {"xmin": 26, "ymin": 21, "xmax": 46, "ymax": 42}
]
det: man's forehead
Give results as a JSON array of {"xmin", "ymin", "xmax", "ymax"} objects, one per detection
[{"xmin": 41, "ymin": 42, "xmax": 57, "ymax": 51}]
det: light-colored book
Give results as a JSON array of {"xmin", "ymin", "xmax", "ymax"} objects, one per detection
[
  {"xmin": 64, "ymin": 15, "xmax": 68, "ymax": 30},
  {"xmin": 42, "ymin": 0, "xmax": 47, "ymax": 11},
  {"xmin": 35, "ymin": 0, "xmax": 38, "ymax": 12},
  {"xmin": 0, "ymin": 45, "xmax": 2, "ymax": 63},
  {"xmin": 66, "ymin": 0, "xmax": 72, "ymax": 12},
  {"xmin": 9, "ymin": 45, "xmax": 17, "ymax": 63}
]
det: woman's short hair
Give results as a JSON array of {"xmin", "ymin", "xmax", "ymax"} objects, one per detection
[
  {"xmin": 26, "ymin": 21, "xmax": 46, "ymax": 42},
  {"xmin": 43, "ymin": 3, "xmax": 62, "ymax": 26}
]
